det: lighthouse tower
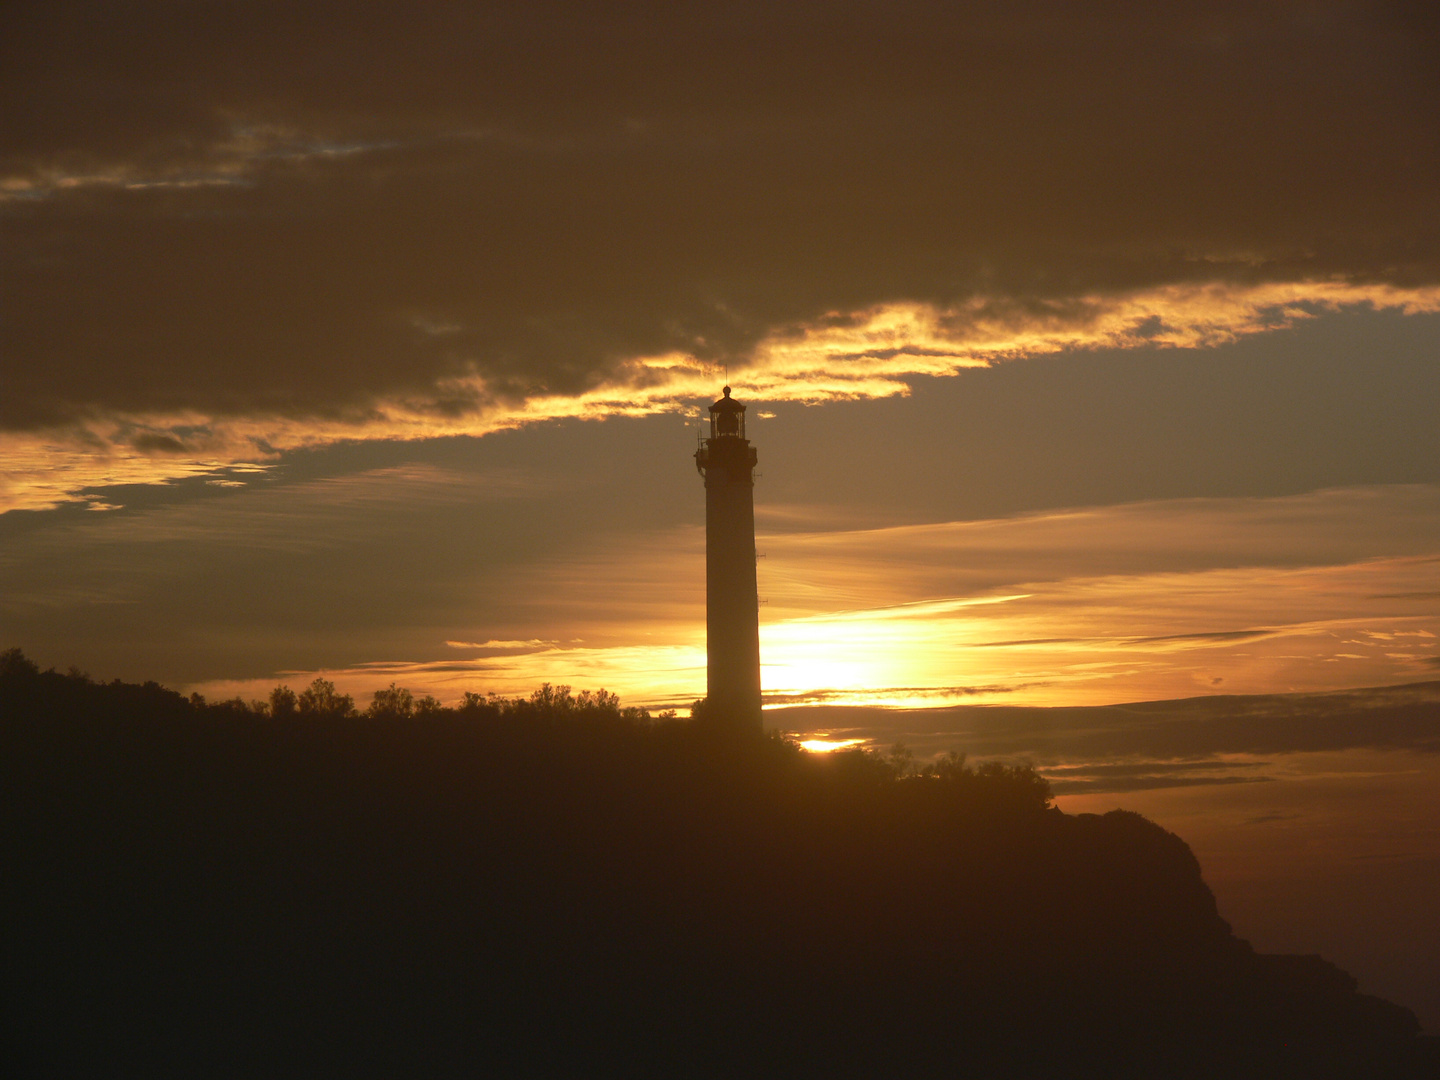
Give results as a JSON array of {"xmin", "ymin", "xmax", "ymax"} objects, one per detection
[{"xmin": 694, "ymin": 386, "xmax": 762, "ymax": 731}]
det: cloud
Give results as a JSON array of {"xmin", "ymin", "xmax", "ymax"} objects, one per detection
[
  {"xmin": 761, "ymin": 684, "xmax": 1023, "ymax": 707},
  {"xmin": 769, "ymin": 680, "xmax": 1440, "ymax": 764},
  {"xmin": 1043, "ymin": 761, "xmax": 1275, "ymax": 779},
  {"xmin": 1242, "ymin": 812, "xmax": 1300, "ymax": 826},
  {"xmin": 1038, "ymin": 759, "xmax": 1278, "ymax": 796},
  {"xmin": 1124, "ymin": 630, "xmax": 1281, "ymax": 646},
  {"xmin": 758, "ymin": 485, "xmax": 1440, "ymax": 610},
  {"xmin": 130, "ymin": 433, "xmax": 189, "ymax": 455},
  {"xmin": 1045, "ymin": 774, "xmax": 1277, "ymax": 796},
  {"xmin": 3, "ymin": 2, "xmax": 1439, "ymax": 508},
  {"xmin": 0, "ymin": 458, "xmax": 598, "ymax": 683},
  {"xmin": 444, "ymin": 639, "xmax": 557, "ymax": 652},
  {"xmin": 8, "ymin": 282, "xmax": 1437, "ymax": 513}
]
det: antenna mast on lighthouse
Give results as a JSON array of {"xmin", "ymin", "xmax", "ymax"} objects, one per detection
[{"xmin": 694, "ymin": 386, "xmax": 762, "ymax": 730}]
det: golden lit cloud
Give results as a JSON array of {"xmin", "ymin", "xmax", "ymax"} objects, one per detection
[{"xmin": 8, "ymin": 283, "xmax": 1440, "ymax": 513}]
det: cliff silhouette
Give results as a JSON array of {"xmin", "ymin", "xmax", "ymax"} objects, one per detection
[{"xmin": 2, "ymin": 650, "xmax": 1433, "ymax": 1078}]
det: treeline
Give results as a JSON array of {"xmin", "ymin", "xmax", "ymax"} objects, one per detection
[
  {"xmin": 1, "ymin": 648, "xmax": 1432, "ymax": 1078},
  {"xmin": 0, "ymin": 648, "xmax": 675, "ymax": 723},
  {"xmin": 0, "ymin": 647, "xmax": 1043, "ymax": 793},
  {"xmin": 218, "ymin": 675, "xmax": 677, "ymax": 724}
]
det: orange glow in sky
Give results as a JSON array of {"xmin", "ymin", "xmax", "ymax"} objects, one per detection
[{"xmin": 191, "ymin": 485, "xmax": 1440, "ymax": 714}]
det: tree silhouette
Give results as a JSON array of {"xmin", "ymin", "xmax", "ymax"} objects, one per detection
[
  {"xmin": 367, "ymin": 681, "xmax": 414, "ymax": 718},
  {"xmin": 297, "ymin": 677, "xmax": 355, "ymax": 718},
  {"xmin": 1, "ymin": 645, "xmax": 38, "ymax": 679},
  {"xmin": 269, "ymin": 684, "xmax": 297, "ymax": 718}
]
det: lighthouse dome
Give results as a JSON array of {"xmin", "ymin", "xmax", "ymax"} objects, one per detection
[{"xmin": 709, "ymin": 386, "xmax": 746, "ymax": 438}]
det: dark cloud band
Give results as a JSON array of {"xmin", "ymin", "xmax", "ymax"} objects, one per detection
[{"xmin": 3, "ymin": 1, "xmax": 1438, "ymax": 456}]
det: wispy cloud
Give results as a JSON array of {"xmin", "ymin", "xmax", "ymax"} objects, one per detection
[
  {"xmin": 769, "ymin": 680, "xmax": 1440, "ymax": 764},
  {"xmin": 0, "ymin": 122, "xmax": 403, "ymax": 203},
  {"xmin": 445, "ymin": 639, "xmax": 557, "ymax": 652}
]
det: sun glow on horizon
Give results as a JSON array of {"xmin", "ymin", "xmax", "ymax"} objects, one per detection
[
  {"xmin": 182, "ymin": 486, "xmax": 1440, "ymax": 714},
  {"xmin": 797, "ymin": 737, "xmax": 867, "ymax": 753}
]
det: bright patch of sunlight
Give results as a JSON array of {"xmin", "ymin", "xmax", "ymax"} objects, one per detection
[{"xmin": 798, "ymin": 737, "xmax": 867, "ymax": 753}]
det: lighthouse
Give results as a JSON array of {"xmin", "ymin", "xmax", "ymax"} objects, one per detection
[{"xmin": 694, "ymin": 386, "xmax": 762, "ymax": 731}]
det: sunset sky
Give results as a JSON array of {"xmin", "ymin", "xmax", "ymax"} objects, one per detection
[{"xmin": 3, "ymin": 0, "xmax": 1438, "ymax": 1028}]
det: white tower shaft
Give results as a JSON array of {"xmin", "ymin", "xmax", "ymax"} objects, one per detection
[{"xmin": 694, "ymin": 387, "xmax": 762, "ymax": 730}]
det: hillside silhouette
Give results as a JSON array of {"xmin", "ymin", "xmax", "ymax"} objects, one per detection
[{"xmin": 2, "ymin": 649, "xmax": 1433, "ymax": 1078}]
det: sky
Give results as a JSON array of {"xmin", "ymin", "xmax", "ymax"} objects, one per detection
[{"xmin": 3, "ymin": 0, "xmax": 1439, "ymax": 1028}]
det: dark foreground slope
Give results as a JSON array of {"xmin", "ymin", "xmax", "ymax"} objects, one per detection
[{"xmin": 2, "ymin": 660, "xmax": 1431, "ymax": 1079}]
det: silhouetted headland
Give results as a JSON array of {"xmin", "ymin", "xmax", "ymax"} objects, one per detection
[{"xmin": 2, "ymin": 649, "xmax": 1433, "ymax": 1078}]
